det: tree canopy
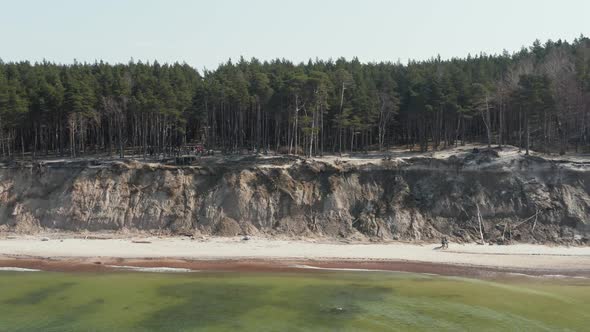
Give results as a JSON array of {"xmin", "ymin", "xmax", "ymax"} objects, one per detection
[{"xmin": 1, "ymin": 36, "xmax": 590, "ymax": 159}]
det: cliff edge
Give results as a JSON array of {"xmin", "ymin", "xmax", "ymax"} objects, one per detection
[{"xmin": 1, "ymin": 146, "xmax": 589, "ymax": 244}]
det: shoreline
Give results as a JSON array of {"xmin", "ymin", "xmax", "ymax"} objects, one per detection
[
  {"xmin": 1, "ymin": 256, "xmax": 589, "ymax": 279},
  {"xmin": 1, "ymin": 236, "xmax": 589, "ymax": 278}
]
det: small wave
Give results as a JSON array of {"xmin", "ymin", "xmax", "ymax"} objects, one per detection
[
  {"xmin": 0, "ymin": 267, "xmax": 41, "ymax": 272},
  {"xmin": 291, "ymin": 265, "xmax": 441, "ymax": 276},
  {"xmin": 291, "ymin": 264, "xmax": 396, "ymax": 273},
  {"xmin": 106, "ymin": 265, "xmax": 196, "ymax": 273},
  {"xmin": 542, "ymin": 274, "xmax": 589, "ymax": 279},
  {"xmin": 507, "ymin": 272, "xmax": 588, "ymax": 279}
]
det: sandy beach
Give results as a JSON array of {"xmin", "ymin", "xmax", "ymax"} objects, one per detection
[{"xmin": 1, "ymin": 235, "xmax": 589, "ymax": 277}]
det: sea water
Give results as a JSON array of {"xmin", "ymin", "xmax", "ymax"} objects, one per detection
[{"xmin": 0, "ymin": 270, "xmax": 588, "ymax": 331}]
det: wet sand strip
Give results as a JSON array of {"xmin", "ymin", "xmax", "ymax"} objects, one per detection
[{"xmin": 1, "ymin": 256, "xmax": 588, "ymax": 280}]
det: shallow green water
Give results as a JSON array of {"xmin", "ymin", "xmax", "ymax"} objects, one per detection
[{"xmin": 0, "ymin": 271, "xmax": 588, "ymax": 331}]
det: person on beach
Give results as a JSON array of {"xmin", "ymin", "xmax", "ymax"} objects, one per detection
[{"xmin": 441, "ymin": 237, "xmax": 449, "ymax": 249}]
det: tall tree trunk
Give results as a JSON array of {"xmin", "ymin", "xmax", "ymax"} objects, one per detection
[
  {"xmin": 338, "ymin": 82, "xmax": 345, "ymax": 156},
  {"xmin": 525, "ymin": 111, "xmax": 530, "ymax": 156}
]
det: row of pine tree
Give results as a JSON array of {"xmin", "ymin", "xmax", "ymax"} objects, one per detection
[{"xmin": 1, "ymin": 37, "xmax": 590, "ymax": 160}]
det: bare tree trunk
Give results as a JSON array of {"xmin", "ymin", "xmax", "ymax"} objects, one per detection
[
  {"xmin": 320, "ymin": 101, "xmax": 324, "ymax": 156},
  {"xmin": 518, "ymin": 107, "xmax": 523, "ymax": 153},
  {"xmin": 338, "ymin": 82, "xmax": 345, "ymax": 156},
  {"xmin": 475, "ymin": 202, "xmax": 485, "ymax": 244},
  {"xmin": 480, "ymin": 94, "xmax": 492, "ymax": 149},
  {"xmin": 309, "ymin": 105, "xmax": 315, "ymax": 157},
  {"xmin": 499, "ymin": 98, "xmax": 504, "ymax": 148},
  {"xmin": 33, "ymin": 124, "xmax": 38, "ymax": 160},
  {"xmin": 555, "ymin": 116, "xmax": 566, "ymax": 155},
  {"xmin": 525, "ymin": 111, "xmax": 530, "ymax": 155},
  {"xmin": 294, "ymin": 95, "xmax": 299, "ymax": 155},
  {"xmin": 69, "ymin": 114, "xmax": 76, "ymax": 158},
  {"xmin": 455, "ymin": 116, "xmax": 461, "ymax": 148},
  {"xmin": 0, "ymin": 117, "xmax": 5, "ymax": 157},
  {"xmin": 20, "ymin": 130, "xmax": 25, "ymax": 159}
]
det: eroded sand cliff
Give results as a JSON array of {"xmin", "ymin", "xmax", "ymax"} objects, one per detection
[{"xmin": 1, "ymin": 147, "xmax": 589, "ymax": 244}]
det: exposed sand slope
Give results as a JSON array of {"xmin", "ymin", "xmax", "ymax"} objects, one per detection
[{"xmin": 2, "ymin": 144, "xmax": 589, "ymax": 243}]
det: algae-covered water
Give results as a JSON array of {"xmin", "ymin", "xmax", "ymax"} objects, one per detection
[{"xmin": 0, "ymin": 270, "xmax": 588, "ymax": 331}]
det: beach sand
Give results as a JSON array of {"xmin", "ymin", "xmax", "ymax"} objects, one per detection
[{"xmin": 0, "ymin": 235, "xmax": 589, "ymax": 277}]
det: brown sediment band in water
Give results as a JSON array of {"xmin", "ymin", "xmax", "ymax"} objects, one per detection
[{"xmin": 0, "ymin": 256, "xmax": 588, "ymax": 280}]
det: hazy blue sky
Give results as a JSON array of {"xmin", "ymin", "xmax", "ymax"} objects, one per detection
[{"xmin": 1, "ymin": 0, "xmax": 588, "ymax": 70}]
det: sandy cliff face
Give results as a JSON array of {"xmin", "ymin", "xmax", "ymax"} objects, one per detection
[{"xmin": 0, "ymin": 151, "xmax": 589, "ymax": 244}]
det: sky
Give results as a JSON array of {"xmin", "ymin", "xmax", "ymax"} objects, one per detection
[{"xmin": 1, "ymin": 0, "xmax": 589, "ymax": 70}]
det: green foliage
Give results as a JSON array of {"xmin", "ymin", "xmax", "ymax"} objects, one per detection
[{"xmin": 1, "ymin": 37, "xmax": 590, "ymax": 156}]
